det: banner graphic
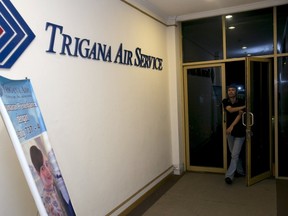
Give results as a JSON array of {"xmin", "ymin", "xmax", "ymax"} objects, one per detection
[{"xmin": 0, "ymin": 76, "xmax": 76, "ymax": 216}]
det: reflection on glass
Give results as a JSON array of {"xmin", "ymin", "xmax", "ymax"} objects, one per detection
[
  {"xmin": 226, "ymin": 8, "xmax": 273, "ymax": 58},
  {"xmin": 225, "ymin": 61, "xmax": 245, "ymax": 98},
  {"xmin": 186, "ymin": 67, "xmax": 223, "ymax": 168},
  {"xmin": 182, "ymin": 16, "xmax": 223, "ymax": 63},
  {"xmin": 278, "ymin": 57, "xmax": 288, "ymax": 177},
  {"xmin": 277, "ymin": 4, "xmax": 288, "ymax": 54},
  {"xmin": 249, "ymin": 61, "xmax": 271, "ymax": 177}
]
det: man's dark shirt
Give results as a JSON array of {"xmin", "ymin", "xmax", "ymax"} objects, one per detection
[{"xmin": 222, "ymin": 97, "xmax": 246, "ymax": 137}]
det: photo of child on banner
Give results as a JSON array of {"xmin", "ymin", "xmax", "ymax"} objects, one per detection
[
  {"xmin": 0, "ymin": 76, "xmax": 76, "ymax": 216},
  {"xmin": 26, "ymin": 135, "xmax": 75, "ymax": 216}
]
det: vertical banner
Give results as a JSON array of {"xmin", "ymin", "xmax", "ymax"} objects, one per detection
[{"xmin": 0, "ymin": 76, "xmax": 76, "ymax": 216}]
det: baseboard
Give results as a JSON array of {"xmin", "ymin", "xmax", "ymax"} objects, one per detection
[
  {"xmin": 173, "ymin": 163, "xmax": 185, "ymax": 175},
  {"xmin": 106, "ymin": 166, "xmax": 174, "ymax": 216}
]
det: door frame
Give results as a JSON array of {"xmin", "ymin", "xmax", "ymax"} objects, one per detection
[
  {"xmin": 245, "ymin": 57, "xmax": 273, "ymax": 186},
  {"xmin": 183, "ymin": 63, "xmax": 227, "ymax": 173}
]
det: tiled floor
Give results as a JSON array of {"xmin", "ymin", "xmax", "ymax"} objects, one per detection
[{"xmin": 129, "ymin": 172, "xmax": 277, "ymax": 216}]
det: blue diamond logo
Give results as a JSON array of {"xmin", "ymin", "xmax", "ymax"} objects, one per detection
[{"xmin": 0, "ymin": 0, "xmax": 35, "ymax": 68}]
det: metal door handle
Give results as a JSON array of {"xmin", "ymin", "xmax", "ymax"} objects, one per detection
[
  {"xmin": 249, "ymin": 112, "xmax": 254, "ymax": 126},
  {"xmin": 242, "ymin": 112, "xmax": 246, "ymax": 126},
  {"xmin": 242, "ymin": 112, "xmax": 254, "ymax": 126}
]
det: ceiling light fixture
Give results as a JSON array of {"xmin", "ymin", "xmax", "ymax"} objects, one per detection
[
  {"xmin": 228, "ymin": 26, "xmax": 235, "ymax": 30},
  {"xmin": 225, "ymin": 15, "xmax": 233, "ymax": 19}
]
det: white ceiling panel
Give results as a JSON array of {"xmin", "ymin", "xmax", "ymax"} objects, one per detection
[{"xmin": 123, "ymin": 0, "xmax": 288, "ymax": 24}]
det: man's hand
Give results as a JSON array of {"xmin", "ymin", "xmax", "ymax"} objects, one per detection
[{"xmin": 226, "ymin": 125, "xmax": 233, "ymax": 134}]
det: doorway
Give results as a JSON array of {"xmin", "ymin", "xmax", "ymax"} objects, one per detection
[{"xmin": 184, "ymin": 58, "xmax": 273, "ymax": 186}]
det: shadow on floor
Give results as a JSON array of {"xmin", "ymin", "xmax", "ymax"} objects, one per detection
[
  {"xmin": 127, "ymin": 174, "xmax": 183, "ymax": 216},
  {"xmin": 277, "ymin": 179, "xmax": 288, "ymax": 216}
]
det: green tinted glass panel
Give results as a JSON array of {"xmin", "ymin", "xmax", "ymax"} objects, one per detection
[
  {"xmin": 182, "ymin": 16, "xmax": 223, "ymax": 63},
  {"xmin": 186, "ymin": 67, "xmax": 223, "ymax": 168},
  {"xmin": 226, "ymin": 8, "xmax": 273, "ymax": 58},
  {"xmin": 277, "ymin": 4, "xmax": 288, "ymax": 54},
  {"xmin": 278, "ymin": 57, "xmax": 288, "ymax": 177}
]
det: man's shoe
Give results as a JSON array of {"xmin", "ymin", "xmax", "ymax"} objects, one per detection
[
  {"xmin": 225, "ymin": 177, "xmax": 232, "ymax": 184},
  {"xmin": 234, "ymin": 172, "xmax": 245, "ymax": 177}
]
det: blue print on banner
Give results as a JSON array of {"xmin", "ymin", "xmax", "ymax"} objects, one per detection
[{"xmin": 0, "ymin": 76, "xmax": 46, "ymax": 142}]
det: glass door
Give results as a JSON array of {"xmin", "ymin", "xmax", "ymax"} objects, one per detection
[
  {"xmin": 245, "ymin": 57, "xmax": 273, "ymax": 186},
  {"xmin": 184, "ymin": 64, "xmax": 226, "ymax": 173}
]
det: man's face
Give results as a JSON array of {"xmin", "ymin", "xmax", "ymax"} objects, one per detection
[{"xmin": 227, "ymin": 87, "xmax": 237, "ymax": 98}]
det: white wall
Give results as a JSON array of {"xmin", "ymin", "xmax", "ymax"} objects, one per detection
[
  {"xmin": 0, "ymin": 0, "xmax": 180, "ymax": 215},
  {"xmin": 167, "ymin": 25, "xmax": 185, "ymax": 174}
]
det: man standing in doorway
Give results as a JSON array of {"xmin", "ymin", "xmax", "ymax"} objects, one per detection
[{"xmin": 222, "ymin": 85, "xmax": 246, "ymax": 184}]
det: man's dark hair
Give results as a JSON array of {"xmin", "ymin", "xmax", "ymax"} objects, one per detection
[{"xmin": 227, "ymin": 84, "xmax": 237, "ymax": 90}]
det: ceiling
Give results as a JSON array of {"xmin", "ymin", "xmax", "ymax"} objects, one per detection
[
  {"xmin": 122, "ymin": 0, "xmax": 288, "ymax": 60},
  {"xmin": 123, "ymin": 0, "xmax": 288, "ymax": 24}
]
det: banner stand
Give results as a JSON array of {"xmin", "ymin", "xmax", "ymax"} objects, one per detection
[
  {"xmin": 0, "ymin": 76, "xmax": 76, "ymax": 216},
  {"xmin": 0, "ymin": 99, "xmax": 47, "ymax": 216}
]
